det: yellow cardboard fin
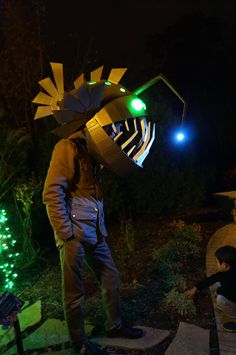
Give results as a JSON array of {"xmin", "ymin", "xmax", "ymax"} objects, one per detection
[
  {"xmin": 38, "ymin": 77, "xmax": 59, "ymax": 98},
  {"xmin": 108, "ymin": 68, "xmax": 127, "ymax": 84},
  {"xmin": 34, "ymin": 106, "xmax": 52, "ymax": 120},
  {"xmin": 50, "ymin": 62, "xmax": 64, "ymax": 95},
  {"xmin": 90, "ymin": 66, "xmax": 104, "ymax": 82},
  {"xmin": 32, "ymin": 92, "xmax": 53, "ymax": 105},
  {"xmin": 74, "ymin": 73, "xmax": 84, "ymax": 89}
]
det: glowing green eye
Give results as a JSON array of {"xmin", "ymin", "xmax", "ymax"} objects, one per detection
[
  {"xmin": 130, "ymin": 98, "xmax": 146, "ymax": 111},
  {"xmin": 105, "ymin": 81, "xmax": 111, "ymax": 85},
  {"xmin": 120, "ymin": 88, "xmax": 126, "ymax": 92},
  {"xmin": 88, "ymin": 81, "xmax": 96, "ymax": 85}
]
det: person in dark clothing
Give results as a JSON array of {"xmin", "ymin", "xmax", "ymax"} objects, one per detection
[{"xmin": 185, "ymin": 245, "xmax": 236, "ymax": 332}]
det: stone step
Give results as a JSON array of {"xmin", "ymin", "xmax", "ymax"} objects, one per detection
[
  {"xmin": 164, "ymin": 322, "xmax": 209, "ymax": 355},
  {"xmin": 94, "ymin": 326, "xmax": 170, "ymax": 351}
]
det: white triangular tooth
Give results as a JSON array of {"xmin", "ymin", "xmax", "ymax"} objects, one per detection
[
  {"xmin": 127, "ymin": 145, "xmax": 136, "ymax": 156},
  {"xmin": 113, "ymin": 131, "xmax": 123, "ymax": 142},
  {"xmin": 121, "ymin": 131, "xmax": 138, "ymax": 150}
]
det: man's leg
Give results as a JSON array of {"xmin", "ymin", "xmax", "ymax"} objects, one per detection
[
  {"xmin": 86, "ymin": 239, "xmax": 143, "ymax": 338},
  {"xmin": 60, "ymin": 239, "xmax": 88, "ymax": 349},
  {"xmin": 85, "ymin": 239, "xmax": 122, "ymax": 331}
]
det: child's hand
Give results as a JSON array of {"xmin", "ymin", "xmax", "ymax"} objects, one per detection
[{"xmin": 184, "ymin": 287, "xmax": 198, "ymax": 299}]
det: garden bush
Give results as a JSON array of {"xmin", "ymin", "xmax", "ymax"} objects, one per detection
[
  {"xmin": 152, "ymin": 220, "xmax": 202, "ymax": 272},
  {"xmin": 151, "ymin": 220, "xmax": 201, "ymax": 317}
]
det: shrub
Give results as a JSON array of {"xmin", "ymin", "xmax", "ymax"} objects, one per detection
[
  {"xmin": 163, "ymin": 288, "xmax": 196, "ymax": 317},
  {"xmin": 151, "ymin": 221, "xmax": 201, "ymax": 318},
  {"xmin": 14, "ymin": 176, "xmax": 41, "ymax": 268},
  {"xmin": 120, "ymin": 218, "xmax": 135, "ymax": 255},
  {"xmin": 152, "ymin": 221, "xmax": 202, "ymax": 272}
]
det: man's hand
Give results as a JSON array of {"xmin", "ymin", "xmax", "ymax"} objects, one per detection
[{"xmin": 184, "ymin": 287, "xmax": 198, "ymax": 300}]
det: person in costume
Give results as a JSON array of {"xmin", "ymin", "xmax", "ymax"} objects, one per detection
[{"xmin": 33, "ymin": 63, "xmax": 186, "ymax": 354}]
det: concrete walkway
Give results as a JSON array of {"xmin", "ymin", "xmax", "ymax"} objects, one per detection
[{"xmin": 206, "ymin": 223, "xmax": 236, "ymax": 355}]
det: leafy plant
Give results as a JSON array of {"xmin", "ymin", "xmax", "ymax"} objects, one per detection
[
  {"xmin": 0, "ymin": 126, "xmax": 30, "ymax": 201},
  {"xmin": 164, "ymin": 272, "xmax": 187, "ymax": 292},
  {"xmin": 151, "ymin": 221, "xmax": 201, "ymax": 318},
  {"xmin": 163, "ymin": 288, "xmax": 196, "ymax": 317},
  {"xmin": 120, "ymin": 218, "xmax": 135, "ymax": 255},
  {"xmin": 152, "ymin": 221, "xmax": 202, "ymax": 272},
  {"xmin": 14, "ymin": 176, "xmax": 42, "ymax": 268}
]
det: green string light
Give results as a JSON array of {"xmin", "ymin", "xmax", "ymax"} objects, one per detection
[{"xmin": 0, "ymin": 209, "xmax": 19, "ymax": 292}]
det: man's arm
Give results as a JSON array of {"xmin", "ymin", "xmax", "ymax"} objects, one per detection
[{"xmin": 43, "ymin": 139, "xmax": 78, "ymax": 242}]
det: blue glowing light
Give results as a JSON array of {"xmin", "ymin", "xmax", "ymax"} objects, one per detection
[
  {"xmin": 170, "ymin": 124, "xmax": 193, "ymax": 146},
  {"xmin": 176, "ymin": 132, "xmax": 185, "ymax": 141},
  {"xmin": 173, "ymin": 130, "xmax": 187, "ymax": 144}
]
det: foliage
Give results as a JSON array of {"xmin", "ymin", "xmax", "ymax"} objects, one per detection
[
  {"xmin": 14, "ymin": 176, "xmax": 42, "ymax": 268},
  {"xmin": 152, "ymin": 220, "xmax": 202, "ymax": 272},
  {"xmin": 0, "ymin": 209, "xmax": 20, "ymax": 293},
  {"xmin": 163, "ymin": 288, "xmax": 196, "ymax": 317},
  {"xmin": 156, "ymin": 262, "xmax": 188, "ymax": 298},
  {"xmin": 151, "ymin": 220, "xmax": 201, "ymax": 318},
  {"xmin": 120, "ymin": 218, "xmax": 135, "ymax": 255},
  {"xmin": 0, "ymin": 125, "xmax": 30, "ymax": 202}
]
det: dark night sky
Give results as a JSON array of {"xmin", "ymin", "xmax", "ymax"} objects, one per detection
[
  {"xmin": 41, "ymin": 0, "xmax": 235, "ymax": 171},
  {"xmin": 45, "ymin": 0, "xmax": 235, "ymax": 68}
]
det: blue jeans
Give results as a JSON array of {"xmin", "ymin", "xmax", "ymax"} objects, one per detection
[{"xmin": 59, "ymin": 237, "xmax": 122, "ymax": 347}]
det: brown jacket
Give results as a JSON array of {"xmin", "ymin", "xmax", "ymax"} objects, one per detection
[{"xmin": 43, "ymin": 131, "xmax": 108, "ymax": 248}]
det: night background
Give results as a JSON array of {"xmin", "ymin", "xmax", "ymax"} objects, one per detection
[{"xmin": 0, "ymin": 0, "xmax": 236, "ymax": 353}]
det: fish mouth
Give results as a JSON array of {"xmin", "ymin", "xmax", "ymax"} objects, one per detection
[{"xmin": 104, "ymin": 116, "xmax": 156, "ymax": 167}]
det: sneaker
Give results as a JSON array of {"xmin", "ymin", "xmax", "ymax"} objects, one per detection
[
  {"xmin": 78, "ymin": 340, "xmax": 108, "ymax": 354},
  {"xmin": 223, "ymin": 322, "xmax": 236, "ymax": 333},
  {"xmin": 107, "ymin": 324, "xmax": 144, "ymax": 339}
]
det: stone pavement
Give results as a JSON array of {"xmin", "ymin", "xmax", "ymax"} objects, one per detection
[
  {"xmin": 94, "ymin": 326, "xmax": 170, "ymax": 351},
  {"xmin": 164, "ymin": 322, "xmax": 209, "ymax": 355},
  {"xmin": 206, "ymin": 223, "xmax": 236, "ymax": 355}
]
